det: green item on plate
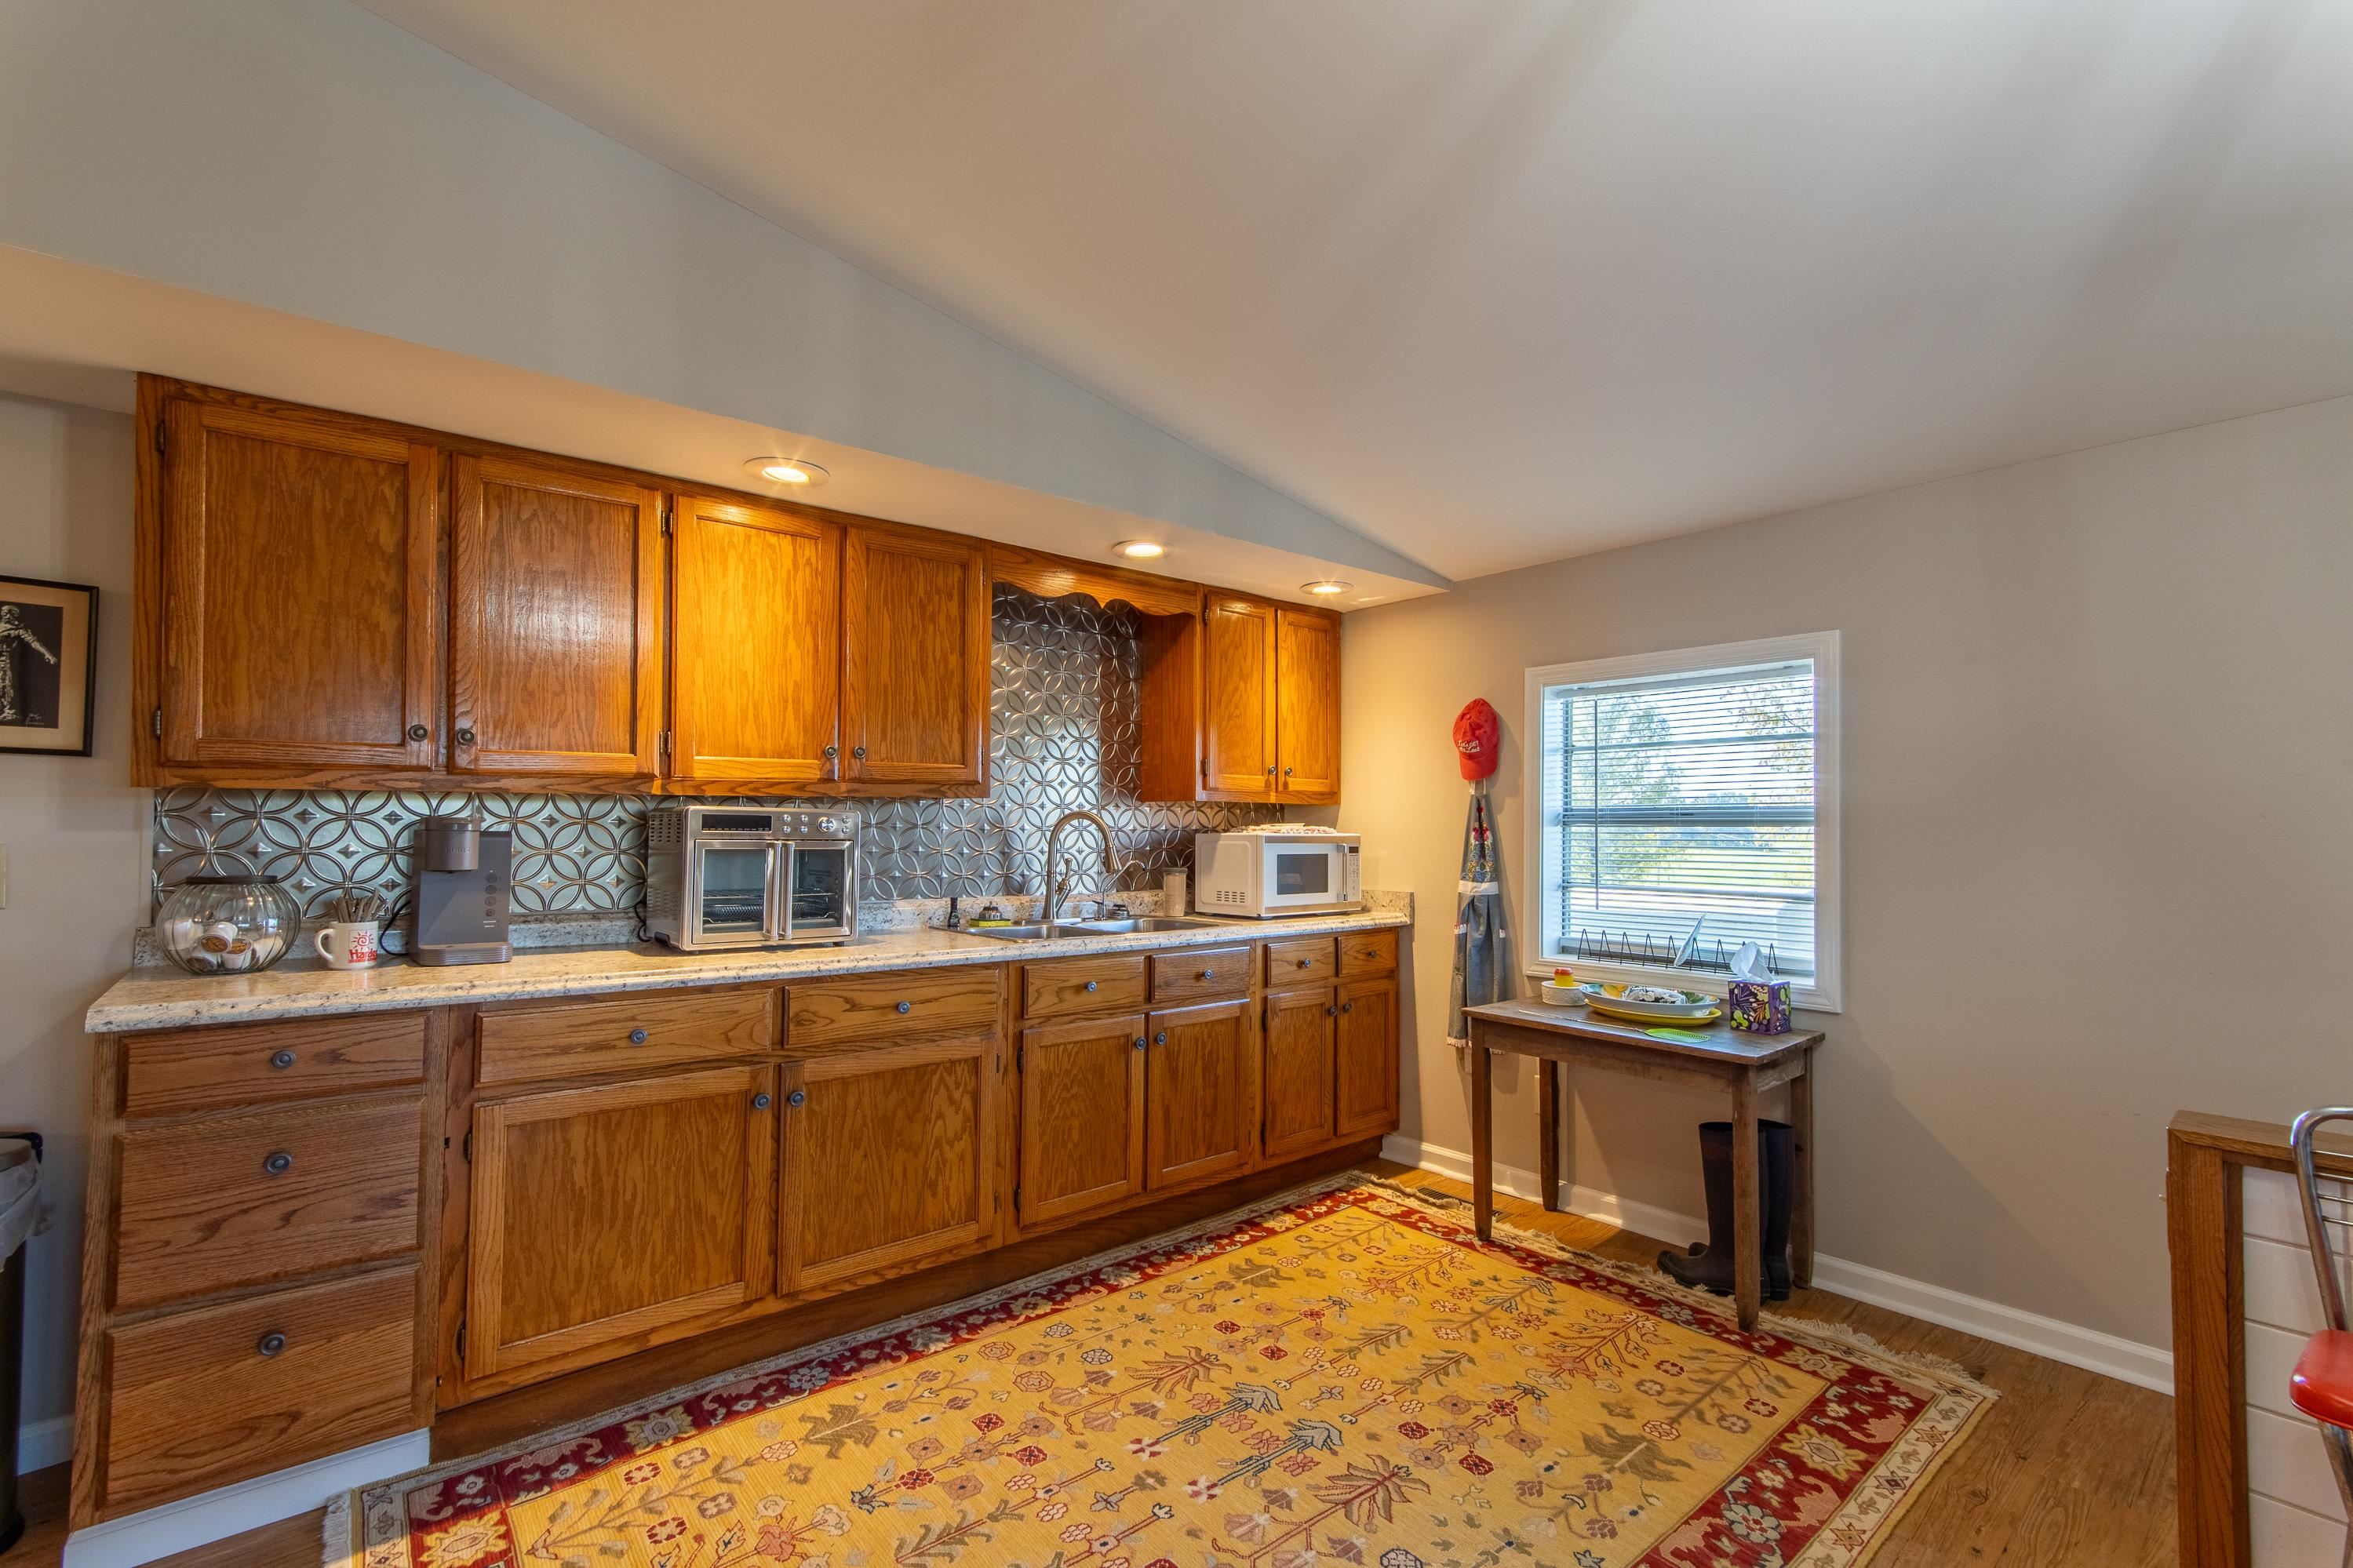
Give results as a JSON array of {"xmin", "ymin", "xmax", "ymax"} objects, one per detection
[{"xmin": 1645, "ymin": 1027, "xmax": 1711, "ymax": 1043}]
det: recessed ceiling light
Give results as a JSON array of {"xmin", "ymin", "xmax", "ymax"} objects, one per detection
[
  {"xmin": 1113, "ymin": 540, "xmax": 1167, "ymax": 560},
  {"xmin": 745, "ymin": 456, "xmax": 829, "ymax": 487},
  {"xmin": 1302, "ymin": 579, "xmax": 1353, "ymax": 595}
]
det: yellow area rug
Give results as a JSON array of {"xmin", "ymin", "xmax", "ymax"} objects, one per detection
[{"xmin": 337, "ymin": 1175, "xmax": 1991, "ymax": 1568}]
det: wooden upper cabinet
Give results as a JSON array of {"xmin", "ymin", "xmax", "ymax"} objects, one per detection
[
  {"xmin": 1202, "ymin": 594, "xmax": 1277, "ymax": 796},
  {"xmin": 1275, "ymin": 607, "xmax": 1341, "ymax": 802},
  {"xmin": 841, "ymin": 525, "xmax": 989, "ymax": 789},
  {"xmin": 464, "ymin": 1064, "xmax": 776, "ymax": 1381},
  {"xmin": 1018, "ymin": 1013, "xmax": 1148, "ymax": 1229},
  {"xmin": 157, "ymin": 398, "xmax": 440, "ymax": 772},
  {"xmin": 778, "ymin": 1036, "xmax": 998, "ymax": 1293},
  {"xmin": 450, "ymin": 454, "xmax": 664, "ymax": 780},
  {"xmin": 1145, "ymin": 999, "xmax": 1258, "ymax": 1191},
  {"xmin": 670, "ymin": 494, "xmax": 842, "ymax": 785}
]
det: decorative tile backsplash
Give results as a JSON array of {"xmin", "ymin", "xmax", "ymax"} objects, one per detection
[{"xmin": 153, "ymin": 586, "xmax": 1282, "ymax": 919}]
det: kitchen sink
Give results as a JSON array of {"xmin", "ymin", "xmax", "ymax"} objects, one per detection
[{"xmin": 963, "ymin": 915, "xmax": 1228, "ymax": 941}]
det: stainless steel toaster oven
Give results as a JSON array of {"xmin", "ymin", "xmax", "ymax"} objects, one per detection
[{"xmin": 644, "ymin": 806, "xmax": 858, "ymax": 949}]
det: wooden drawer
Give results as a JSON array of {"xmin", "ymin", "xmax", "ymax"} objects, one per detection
[
  {"xmin": 120, "ymin": 1012, "xmax": 427, "ymax": 1118},
  {"xmin": 98, "ymin": 1264, "xmax": 420, "ymax": 1519},
  {"xmin": 1266, "ymin": 936, "xmax": 1339, "ymax": 988},
  {"xmin": 112, "ymin": 1096, "xmax": 421, "ymax": 1311},
  {"xmin": 1338, "ymin": 929, "xmax": 1398, "ymax": 980},
  {"xmin": 1151, "ymin": 945, "xmax": 1252, "ymax": 1003},
  {"xmin": 1022, "ymin": 954, "xmax": 1148, "ymax": 1019},
  {"xmin": 788, "ymin": 966, "xmax": 1003, "ymax": 1049},
  {"xmin": 477, "ymin": 986, "xmax": 776, "ymax": 1088}
]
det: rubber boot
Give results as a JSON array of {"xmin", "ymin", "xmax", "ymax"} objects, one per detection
[
  {"xmin": 1656, "ymin": 1120, "xmax": 1794, "ymax": 1298},
  {"xmin": 1761, "ymin": 1120, "xmax": 1796, "ymax": 1301}
]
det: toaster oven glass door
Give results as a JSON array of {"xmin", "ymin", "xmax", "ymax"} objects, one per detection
[
  {"xmin": 783, "ymin": 842, "xmax": 854, "ymax": 940},
  {"xmin": 693, "ymin": 842, "xmax": 777, "ymax": 945}
]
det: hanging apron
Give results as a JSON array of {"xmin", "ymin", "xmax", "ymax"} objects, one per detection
[{"xmin": 1447, "ymin": 783, "xmax": 1510, "ymax": 1046}]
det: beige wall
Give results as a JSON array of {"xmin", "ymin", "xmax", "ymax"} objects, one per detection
[
  {"xmin": 1340, "ymin": 391, "xmax": 2353, "ymax": 1351},
  {"xmin": 0, "ymin": 395, "xmax": 143, "ymax": 1445}
]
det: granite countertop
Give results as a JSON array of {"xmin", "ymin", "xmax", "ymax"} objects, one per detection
[{"xmin": 86, "ymin": 906, "xmax": 1414, "ymax": 1034}]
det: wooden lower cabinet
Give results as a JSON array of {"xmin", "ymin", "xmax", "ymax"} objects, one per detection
[
  {"xmin": 464, "ymin": 1064, "xmax": 778, "ymax": 1381},
  {"xmin": 779, "ymin": 1035, "xmax": 1001, "ymax": 1292},
  {"xmin": 1335, "ymin": 978, "xmax": 1401, "ymax": 1141},
  {"xmin": 1146, "ymin": 999, "xmax": 1258, "ymax": 1191},
  {"xmin": 1261, "ymin": 987, "xmax": 1337, "ymax": 1162},
  {"xmin": 1018, "ymin": 1012, "xmax": 1148, "ymax": 1228}
]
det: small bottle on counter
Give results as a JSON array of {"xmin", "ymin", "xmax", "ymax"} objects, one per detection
[{"xmin": 1163, "ymin": 870, "xmax": 1188, "ymax": 916}]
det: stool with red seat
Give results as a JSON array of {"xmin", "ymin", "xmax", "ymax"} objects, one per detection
[{"xmin": 2288, "ymin": 1106, "xmax": 2353, "ymax": 1564}]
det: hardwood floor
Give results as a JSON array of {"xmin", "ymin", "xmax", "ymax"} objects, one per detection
[{"xmin": 13, "ymin": 1162, "xmax": 2178, "ymax": 1567}]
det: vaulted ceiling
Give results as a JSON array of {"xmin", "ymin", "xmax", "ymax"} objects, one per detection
[{"xmin": 363, "ymin": 0, "xmax": 2353, "ymax": 580}]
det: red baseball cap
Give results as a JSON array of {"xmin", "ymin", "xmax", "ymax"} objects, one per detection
[{"xmin": 1453, "ymin": 698, "xmax": 1500, "ymax": 780}]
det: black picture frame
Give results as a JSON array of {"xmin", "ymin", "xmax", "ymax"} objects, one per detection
[{"xmin": 0, "ymin": 573, "xmax": 99, "ymax": 758}]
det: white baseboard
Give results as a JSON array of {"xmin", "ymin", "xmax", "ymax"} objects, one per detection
[
  {"xmin": 61, "ymin": 1428, "xmax": 430, "ymax": 1568},
  {"xmin": 1379, "ymin": 1134, "xmax": 2174, "ymax": 1395},
  {"xmin": 19, "ymin": 1412, "xmax": 73, "ymax": 1473}
]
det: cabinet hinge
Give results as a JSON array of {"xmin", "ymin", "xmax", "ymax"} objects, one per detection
[
  {"xmin": 659, "ymin": 730, "xmax": 672, "ymax": 759},
  {"xmin": 153, "ymin": 420, "xmax": 165, "ymax": 456},
  {"xmin": 660, "ymin": 504, "xmax": 672, "ymax": 537},
  {"xmin": 1016, "ymin": 1042, "xmax": 1024, "ymax": 1070},
  {"xmin": 455, "ymin": 1318, "xmax": 467, "ymax": 1360},
  {"xmin": 462, "ymin": 1130, "xmax": 472, "ymax": 1162},
  {"xmin": 1200, "ymin": 757, "xmax": 1207, "ymax": 782},
  {"xmin": 1013, "ymin": 1183, "xmax": 1021, "ymax": 1211},
  {"xmin": 151, "ymin": 707, "xmax": 162, "ymax": 739}
]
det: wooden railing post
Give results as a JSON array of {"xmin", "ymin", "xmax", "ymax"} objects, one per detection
[{"xmin": 2169, "ymin": 1125, "xmax": 2249, "ymax": 1567}]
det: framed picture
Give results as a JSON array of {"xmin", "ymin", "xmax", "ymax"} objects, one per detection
[{"xmin": 0, "ymin": 574, "xmax": 98, "ymax": 757}]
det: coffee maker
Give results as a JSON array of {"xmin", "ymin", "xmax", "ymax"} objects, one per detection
[{"xmin": 410, "ymin": 815, "xmax": 512, "ymax": 966}]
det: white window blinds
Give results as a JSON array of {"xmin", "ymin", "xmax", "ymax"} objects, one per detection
[{"xmin": 1538, "ymin": 657, "xmax": 1819, "ymax": 980}]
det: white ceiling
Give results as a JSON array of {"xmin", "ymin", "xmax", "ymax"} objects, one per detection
[{"xmin": 362, "ymin": 0, "xmax": 2353, "ymax": 580}]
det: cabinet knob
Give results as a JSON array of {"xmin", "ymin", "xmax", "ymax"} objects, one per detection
[
  {"xmin": 1266, "ymin": 765, "xmax": 1277, "ymax": 776},
  {"xmin": 1284, "ymin": 766, "xmax": 1294, "ymax": 777},
  {"xmin": 752, "ymin": 1092, "xmax": 772, "ymax": 1110},
  {"xmin": 454, "ymin": 726, "xmax": 477, "ymax": 748},
  {"xmin": 1198, "ymin": 969, "xmax": 1215, "ymax": 981},
  {"xmin": 269, "ymin": 1050, "xmax": 297, "ymax": 1071},
  {"xmin": 823, "ymin": 744, "xmax": 839, "ymax": 759},
  {"xmin": 1153, "ymin": 1031, "xmax": 1167, "ymax": 1046},
  {"xmin": 262, "ymin": 1150, "xmax": 293, "ymax": 1176},
  {"xmin": 786, "ymin": 1088, "xmax": 807, "ymax": 1108},
  {"xmin": 1084, "ymin": 980, "xmax": 1098, "ymax": 992},
  {"xmin": 1296, "ymin": 958, "xmax": 1310, "ymax": 969},
  {"xmin": 895, "ymin": 1000, "xmax": 912, "ymax": 1014},
  {"xmin": 1133, "ymin": 1036, "xmax": 1146, "ymax": 1051},
  {"xmin": 853, "ymin": 745, "xmax": 868, "ymax": 760},
  {"xmin": 406, "ymin": 723, "xmax": 429, "ymax": 743},
  {"xmin": 1340, "ymin": 1001, "xmax": 1354, "ymax": 1013},
  {"xmin": 629, "ymin": 1028, "xmax": 648, "ymax": 1044},
  {"xmin": 256, "ymin": 1331, "xmax": 287, "ymax": 1359},
  {"xmin": 1326, "ymin": 1005, "xmax": 1338, "ymax": 1017}
]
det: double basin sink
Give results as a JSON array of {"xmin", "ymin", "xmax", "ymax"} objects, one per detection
[{"xmin": 965, "ymin": 915, "xmax": 1228, "ymax": 942}]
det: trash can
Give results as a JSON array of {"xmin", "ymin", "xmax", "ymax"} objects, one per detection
[{"xmin": 0, "ymin": 1133, "xmax": 42, "ymax": 1555}]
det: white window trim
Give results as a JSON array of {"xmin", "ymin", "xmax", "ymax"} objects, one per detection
[{"xmin": 1521, "ymin": 631, "xmax": 1842, "ymax": 1013}]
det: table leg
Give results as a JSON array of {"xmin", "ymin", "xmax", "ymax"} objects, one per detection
[
  {"xmin": 1470, "ymin": 1043, "xmax": 1494, "ymax": 1240},
  {"xmin": 1732, "ymin": 1071, "xmax": 1761, "ymax": 1330},
  {"xmin": 1790, "ymin": 1051, "xmax": 1815, "ymax": 1290},
  {"xmin": 1539, "ymin": 1057, "xmax": 1561, "ymax": 1212}
]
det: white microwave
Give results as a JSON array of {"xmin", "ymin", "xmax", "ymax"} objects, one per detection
[{"xmin": 1193, "ymin": 831, "xmax": 1362, "ymax": 917}]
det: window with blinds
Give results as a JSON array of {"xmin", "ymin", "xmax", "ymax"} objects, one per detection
[{"xmin": 1532, "ymin": 645, "xmax": 1831, "ymax": 989}]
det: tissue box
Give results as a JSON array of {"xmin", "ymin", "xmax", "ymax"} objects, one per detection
[{"xmin": 1727, "ymin": 979, "xmax": 1792, "ymax": 1034}]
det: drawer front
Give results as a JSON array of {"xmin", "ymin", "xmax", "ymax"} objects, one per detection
[
  {"xmin": 120, "ymin": 1012, "xmax": 427, "ymax": 1118},
  {"xmin": 788, "ymin": 966, "xmax": 1003, "ymax": 1049},
  {"xmin": 100, "ymin": 1264, "xmax": 419, "ymax": 1519},
  {"xmin": 1338, "ymin": 929, "xmax": 1398, "ymax": 980},
  {"xmin": 1151, "ymin": 945, "xmax": 1253, "ymax": 1004},
  {"xmin": 113, "ymin": 1097, "xmax": 421, "ymax": 1311},
  {"xmin": 477, "ymin": 986, "xmax": 777, "ymax": 1088},
  {"xmin": 1022, "ymin": 954, "xmax": 1149, "ymax": 1019},
  {"xmin": 1266, "ymin": 937, "xmax": 1339, "ymax": 988}
]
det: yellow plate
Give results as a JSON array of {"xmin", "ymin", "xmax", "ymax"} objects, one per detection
[{"xmin": 1585, "ymin": 999, "xmax": 1722, "ymax": 1025}]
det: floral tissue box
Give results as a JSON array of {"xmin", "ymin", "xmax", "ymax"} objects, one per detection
[{"xmin": 1727, "ymin": 979, "xmax": 1792, "ymax": 1034}]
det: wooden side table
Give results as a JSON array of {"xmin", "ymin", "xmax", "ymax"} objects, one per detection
[{"xmin": 1462, "ymin": 996, "xmax": 1823, "ymax": 1330}]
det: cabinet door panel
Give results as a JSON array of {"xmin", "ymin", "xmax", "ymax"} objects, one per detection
[
  {"xmin": 1275, "ymin": 607, "xmax": 1341, "ymax": 802},
  {"xmin": 465, "ymin": 1065, "xmax": 774, "ymax": 1380},
  {"xmin": 842, "ymin": 526, "xmax": 988, "ymax": 786},
  {"xmin": 1018, "ymin": 1013, "xmax": 1147, "ymax": 1228},
  {"xmin": 780, "ymin": 1037, "xmax": 998, "ymax": 1292},
  {"xmin": 450, "ymin": 454, "xmax": 663, "ymax": 779},
  {"xmin": 672, "ymin": 494, "xmax": 841, "ymax": 784},
  {"xmin": 1334, "ymin": 980, "xmax": 1400, "ymax": 1141},
  {"xmin": 1260, "ymin": 988, "xmax": 1336, "ymax": 1163},
  {"xmin": 160, "ymin": 400, "xmax": 439, "ymax": 770},
  {"xmin": 1146, "ymin": 999, "xmax": 1257, "ymax": 1191},
  {"xmin": 1201, "ymin": 595, "xmax": 1276, "ymax": 797}
]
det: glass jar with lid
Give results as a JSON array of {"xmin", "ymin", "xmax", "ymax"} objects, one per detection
[{"xmin": 155, "ymin": 872, "xmax": 303, "ymax": 976}]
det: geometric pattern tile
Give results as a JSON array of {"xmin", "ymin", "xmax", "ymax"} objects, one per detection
[{"xmin": 153, "ymin": 586, "xmax": 1281, "ymax": 920}]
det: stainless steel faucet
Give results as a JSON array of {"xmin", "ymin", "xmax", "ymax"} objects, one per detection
[{"xmin": 1041, "ymin": 809, "xmax": 1116, "ymax": 924}]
